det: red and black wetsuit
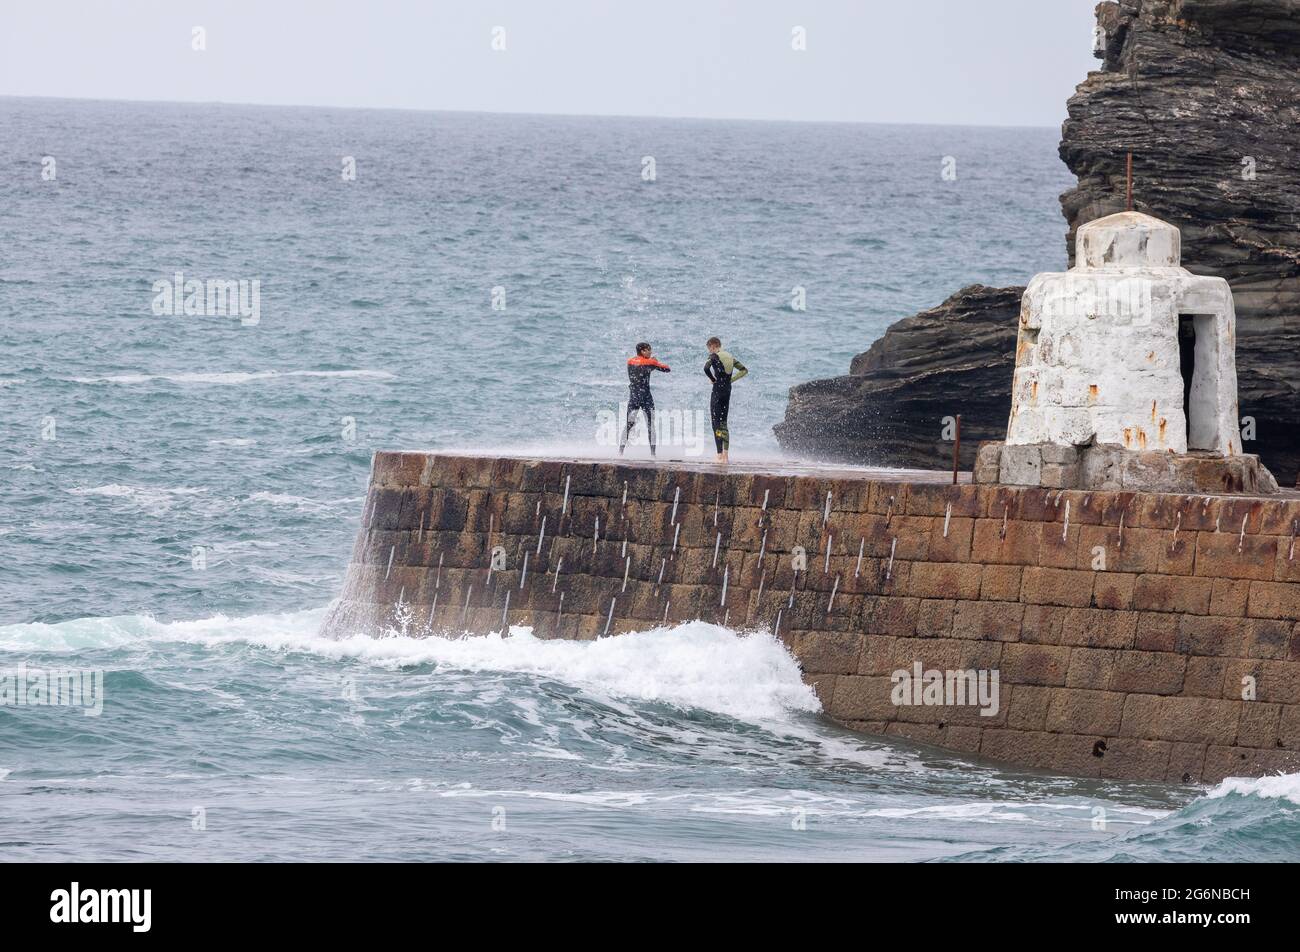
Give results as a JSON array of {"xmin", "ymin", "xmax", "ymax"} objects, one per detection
[{"xmin": 621, "ymin": 355, "xmax": 670, "ymax": 455}]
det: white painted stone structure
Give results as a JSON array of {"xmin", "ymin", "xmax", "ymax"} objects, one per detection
[{"xmin": 1007, "ymin": 211, "xmax": 1239, "ymax": 457}]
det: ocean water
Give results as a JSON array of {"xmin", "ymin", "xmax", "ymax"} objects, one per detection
[{"xmin": 2, "ymin": 97, "xmax": 1296, "ymax": 862}]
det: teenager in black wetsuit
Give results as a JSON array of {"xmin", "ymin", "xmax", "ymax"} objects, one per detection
[
  {"xmin": 619, "ymin": 342, "xmax": 670, "ymax": 456},
  {"xmin": 704, "ymin": 336, "xmax": 748, "ymax": 463}
]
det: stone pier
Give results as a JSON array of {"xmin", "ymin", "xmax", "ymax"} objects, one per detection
[{"xmin": 323, "ymin": 451, "xmax": 1300, "ymax": 784}]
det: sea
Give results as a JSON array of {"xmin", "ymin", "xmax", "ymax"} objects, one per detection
[{"xmin": 2, "ymin": 96, "xmax": 1296, "ymax": 862}]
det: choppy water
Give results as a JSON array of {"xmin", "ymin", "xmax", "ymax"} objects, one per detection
[{"xmin": 2, "ymin": 97, "xmax": 1296, "ymax": 862}]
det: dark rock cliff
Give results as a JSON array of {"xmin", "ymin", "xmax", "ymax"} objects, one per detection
[
  {"xmin": 774, "ymin": 285, "xmax": 1020, "ymax": 469},
  {"xmin": 776, "ymin": 0, "xmax": 1300, "ymax": 481}
]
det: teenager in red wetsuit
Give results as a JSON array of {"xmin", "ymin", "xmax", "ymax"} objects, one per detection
[{"xmin": 620, "ymin": 342, "xmax": 670, "ymax": 456}]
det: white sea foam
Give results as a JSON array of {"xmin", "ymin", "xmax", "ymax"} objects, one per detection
[
  {"xmin": 0, "ymin": 608, "xmax": 819, "ymax": 728},
  {"xmin": 862, "ymin": 800, "xmax": 1168, "ymax": 823},
  {"xmin": 0, "ymin": 607, "xmax": 943, "ymax": 778},
  {"xmin": 64, "ymin": 370, "xmax": 395, "ymax": 386},
  {"xmin": 66, "ymin": 484, "xmax": 207, "ymax": 513},
  {"xmin": 250, "ymin": 617, "xmax": 819, "ymax": 724},
  {"xmin": 1205, "ymin": 772, "xmax": 1300, "ymax": 805},
  {"xmin": 68, "ymin": 484, "xmax": 206, "ymax": 497},
  {"xmin": 242, "ymin": 491, "xmax": 361, "ymax": 512}
]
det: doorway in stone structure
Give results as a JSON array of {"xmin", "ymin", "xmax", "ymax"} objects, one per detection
[{"xmin": 1178, "ymin": 313, "xmax": 1221, "ymax": 451}]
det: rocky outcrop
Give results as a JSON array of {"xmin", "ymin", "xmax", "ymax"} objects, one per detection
[
  {"xmin": 777, "ymin": 0, "xmax": 1300, "ymax": 481},
  {"xmin": 773, "ymin": 285, "xmax": 1020, "ymax": 469}
]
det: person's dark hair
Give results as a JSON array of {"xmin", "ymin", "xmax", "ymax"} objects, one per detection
[
  {"xmin": 635, "ymin": 342, "xmax": 651, "ymax": 355},
  {"xmin": 706, "ymin": 336, "xmax": 721, "ymax": 348}
]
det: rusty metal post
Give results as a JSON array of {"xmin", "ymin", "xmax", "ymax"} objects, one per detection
[{"xmin": 952, "ymin": 414, "xmax": 962, "ymax": 485}]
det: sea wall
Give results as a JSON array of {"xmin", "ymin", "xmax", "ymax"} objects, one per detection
[{"xmin": 323, "ymin": 452, "xmax": 1300, "ymax": 784}]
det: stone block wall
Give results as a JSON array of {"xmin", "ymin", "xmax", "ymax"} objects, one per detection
[
  {"xmin": 322, "ymin": 452, "xmax": 1300, "ymax": 784},
  {"xmin": 975, "ymin": 440, "xmax": 1279, "ymax": 495}
]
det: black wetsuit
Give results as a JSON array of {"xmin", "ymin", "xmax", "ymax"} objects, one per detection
[
  {"xmin": 704, "ymin": 350, "xmax": 747, "ymax": 454},
  {"xmin": 621, "ymin": 355, "xmax": 670, "ymax": 455}
]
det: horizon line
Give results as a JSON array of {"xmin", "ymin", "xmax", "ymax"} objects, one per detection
[{"xmin": 0, "ymin": 92, "xmax": 1065, "ymax": 132}]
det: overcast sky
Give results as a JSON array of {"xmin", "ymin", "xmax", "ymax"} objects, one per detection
[{"xmin": 0, "ymin": 1, "xmax": 1100, "ymax": 127}]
